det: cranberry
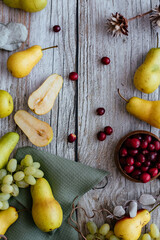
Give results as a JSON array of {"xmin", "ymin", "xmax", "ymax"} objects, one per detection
[
  {"xmin": 144, "ymin": 161, "xmax": 151, "ymax": 167},
  {"xmin": 148, "ymin": 152, "xmax": 157, "ymax": 162},
  {"xmin": 132, "ymin": 169, "xmax": 141, "ymax": 179},
  {"xmin": 134, "ymin": 134, "xmax": 142, "ymax": 140},
  {"xmin": 129, "ymin": 138, "xmax": 140, "ymax": 148},
  {"xmin": 53, "ymin": 25, "xmax": 61, "ymax": 32},
  {"xmin": 96, "ymin": 108, "xmax": 105, "ymax": 116},
  {"xmin": 119, "ymin": 148, "xmax": 128, "ymax": 157},
  {"xmin": 128, "ymin": 149, "xmax": 138, "ymax": 156},
  {"xmin": 104, "ymin": 126, "xmax": 113, "ymax": 135},
  {"xmin": 153, "ymin": 140, "xmax": 160, "ymax": 151},
  {"xmin": 144, "ymin": 135, "xmax": 152, "ymax": 143},
  {"xmin": 135, "ymin": 161, "xmax": 142, "ymax": 168},
  {"xmin": 156, "ymin": 162, "xmax": 160, "ymax": 169},
  {"xmin": 68, "ymin": 133, "xmax": 76, "ymax": 143},
  {"xmin": 126, "ymin": 157, "xmax": 134, "ymax": 165},
  {"xmin": 124, "ymin": 165, "xmax": 134, "ymax": 174},
  {"xmin": 149, "ymin": 168, "xmax": 158, "ymax": 177},
  {"xmin": 140, "ymin": 173, "xmax": 151, "ymax": 183},
  {"xmin": 101, "ymin": 57, "xmax": 110, "ymax": 65},
  {"xmin": 142, "ymin": 150, "xmax": 149, "ymax": 155},
  {"xmin": 137, "ymin": 154, "xmax": 145, "ymax": 163},
  {"xmin": 148, "ymin": 143, "xmax": 155, "ymax": 151},
  {"xmin": 141, "ymin": 166, "xmax": 149, "ymax": 172},
  {"xmin": 97, "ymin": 131, "xmax": 106, "ymax": 141},
  {"xmin": 124, "ymin": 138, "xmax": 132, "ymax": 148},
  {"xmin": 140, "ymin": 140, "xmax": 148, "ymax": 149},
  {"xmin": 69, "ymin": 72, "xmax": 78, "ymax": 81},
  {"xmin": 119, "ymin": 158, "xmax": 126, "ymax": 165}
]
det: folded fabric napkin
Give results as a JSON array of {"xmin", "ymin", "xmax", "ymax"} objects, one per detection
[{"xmin": 6, "ymin": 147, "xmax": 108, "ymax": 240}]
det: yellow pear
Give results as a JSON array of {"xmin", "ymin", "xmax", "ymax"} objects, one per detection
[
  {"xmin": 118, "ymin": 90, "xmax": 160, "ymax": 129},
  {"xmin": 31, "ymin": 178, "xmax": 63, "ymax": 232},
  {"xmin": 0, "ymin": 90, "xmax": 13, "ymax": 118},
  {"xmin": 0, "ymin": 207, "xmax": 18, "ymax": 235},
  {"xmin": 7, "ymin": 45, "xmax": 43, "ymax": 78},
  {"xmin": 134, "ymin": 48, "xmax": 160, "ymax": 93},
  {"xmin": 28, "ymin": 74, "xmax": 63, "ymax": 115},
  {"xmin": 3, "ymin": 0, "xmax": 47, "ymax": 12},
  {"xmin": 114, "ymin": 210, "xmax": 151, "ymax": 240},
  {"xmin": 14, "ymin": 110, "xmax": 53, "ymax": 147}
]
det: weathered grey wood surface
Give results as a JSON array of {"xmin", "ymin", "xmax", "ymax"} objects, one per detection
[{"xmin": 0, "ymin": 0, "xmax": 160, "ymax": 238}]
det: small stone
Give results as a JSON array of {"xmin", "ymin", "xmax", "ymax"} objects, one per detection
[
  {"xmin": 129, "ymin": 201, "xmax": 137, "ymax": 218},
  {"xmin": 113, "ymin": 206, "xmax": 125, "ymax": 217},
  {"xmin": 139, "ymin": 194, "xmax": 156, "ymax": 206}
]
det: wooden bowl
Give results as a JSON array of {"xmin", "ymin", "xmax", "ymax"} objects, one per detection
[{"xmin": 115, "ymin": 130, "xmax": 160, "ymax": 183}]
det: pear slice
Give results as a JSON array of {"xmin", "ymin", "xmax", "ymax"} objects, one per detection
[
  {"xmin": 28, "ymin": 74, "xmax": 63, "ymax": 115},
  {"xmin": 14, "ymin": 110, "xmax": 53, "ymax": 147}
]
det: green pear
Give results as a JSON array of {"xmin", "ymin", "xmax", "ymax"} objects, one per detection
[
  {"xmin": 3, "ymin": 0, "xmax": 47, "ymax": 12},
  {"xmin": 31, "ymin": 178, "xmax": 63, "ymax": 232},
  {"xmin": 134, "ymin": 48, "xmax": 160, "ymax": 93},
  {"xmin": 0, "ymin": 132, "xmax": 19, "ymax": 169},
  {"xmin": 0, "ymin": 207, "xmax": 18, "ymax": 235},
  {"xmin": 0, "ymin": 90, "xmax": 14, "ymax": 118}
]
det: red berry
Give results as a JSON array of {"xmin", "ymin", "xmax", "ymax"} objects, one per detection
[
  {"xmin": 101, "ymin": 57, "xmax": 110, "ymax": 65},
  {"xmin": 96, "ymin": 108, "xmax": 105, "ymax": 116},
  {"xmin": 124, "ymin": 165, "xmax": 134, "ymax": 174},
  {"xmin": 130, "ymin": 138, "xmax": 140, "ymax": 148},
  {"xmin": 142, "ymin": 150, "xmax": 149, "ymax": 155},
  {"xmin": 97, "ymin": 131, "xmax": 106, "ymax": 141},
  {"xmin": 148, "ymin": 152, "xmax": 157, "ymax": 162},
  {"xmin": 141, "ymin": 166, "xmax": 149, "ymax": 172},
  {"xmin": 135, "ymin": 161, "xmax": 142, "ymax": 168},
  {"xmin": 128, "ymin": 149, "xmax": 138, "ymax": 156},
  {"xmin": 53, "ymin": 25, "xmax": 61, "ymax": 32},
  {"xmin": 153, "ymin": 140, "xmax": 160, "ymax": 151},
  {"xmin": 148, "ymin": 143, "xmax": 155, "ymax": 151},
  {"xmin": 119, "ymin": 158, "xmax": 126, "ymax": 165},
  {"xmin": 149, "ymin": 168, "xmax": 158, "ymax": 177},
  {"xmin": 140, "ymin": 140, "xmax": 148, "ymax": 149},
  {"xmin": 126, "ymin": 157, "xmax": 134, "ymax": 165},
  {"xmin": 68, "ymin": 133, "xmax": 76, "ymax": 143},
  {"xmin": 104, "ymin": 126, "xmax": 113, "ymax": 135},
  {"xmin": 137, "ymin": 154, "xmax": 145, "ymax": 163},
  {"xmin": 134, "ymin": 134, "xmax": 142, "ymax": 140},
  {"xmin": 156, "ymin": 162, "xmax": 160, "ymax": 169},
  {"xmin": 144, "ymin": 135, "xmax": 152, "ymax": 143},
  {"xmin": 124, "ymin": 138, "xmax": 132, "ymax": 148},
  {"xmin": 144, "ymin": 161, "xmax": 151, "ymax": 167},
  {"xmin": 69, "ymin": 72, "xmax": 78, "ymax": 81},
  {"xmin": 119, "ymin": 147, "xmax": 128, "ymax": 157},
  {"xmin": 132, "ymin": 169, "xmax": 141, "ymax": 179},
  {"xmin": 140, "ymin": 173, "xmax": 151, "ymax": 183}
]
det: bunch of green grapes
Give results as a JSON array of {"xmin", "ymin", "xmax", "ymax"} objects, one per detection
[
  {"xmin": 86, "ymin": 222, "xmax": 120, "ymax": 240},
  {"xmin": 0, "ymin": 155, "xmax": 44, "ymax": 210},
  {"xmin": 139, "ymin": 223, "xmax": 160, "ymax": 240}
]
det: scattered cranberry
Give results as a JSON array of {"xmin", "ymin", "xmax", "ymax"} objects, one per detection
[
  {"xmin": 148, "ymin": 143, "xmax": 155, "ymax": 151},
  {"xmin": 153, "ymin": 141, "xmax": 160, "ymax": 151},
  {"xmin": 69, "ymin": 72, "xmax": 78, "ymax": 81},
  {"xmin": 101, "ymin": 57, "xmax": 110, "ymax": 65},
  {"xmin": 97, "ymin": 131, "xmax": 106, "ymax": 141},
  {"xmin": 144, "ymin": 135, "xmax": 152, "ymax": 143},
  {"xmin": 142, "ymin": 150, "xmax": 149, "ymax": 155},
  {"xmin": 135, "ymin": 161, "xmax": 142, "ymax": 168},
  {"xmin": 119, "ymin": 158, "xmax": 126, "ymax": 165},
  {"xmin": 129, "ymin": 138, "xmax": 140, "ymax": 148},
  {"xmin": 96, "ymin": 108, "xmax": 105, "ymax": 116},
  {"xmin": 53, "ymin": 25, "xmax": 61, "ymax": 32},
  {"xmin": 140, "ymin": 173, "xmax": 151, "ymax": 183},
  {"xmin": 68, "ymin": 133, "xmax": 76, "ymax": 143},
  {"xmin": 149, "ymin": 168, "xmax": 158, "ymax": 177},
  {"xmin": 141, "ymin": 166, "xmax": 149, "ymax": 172},
  {"xmin": 126, "ymin": 157, "xmax": 134, "ymax": 165},
  {"xmin": 128, "ymin": 149, "xmax": 138, "ymax": 156},
  {"xmin": 124, "ymin": 165, "xmax": 134, "ymax": 174},
  {"xmin": 144, "ymin": 161, "xmax": 151, "ymax": 167},
  {"xmin": 120, "ymin": 148, "xmax": 128, "ymax": 157},
  {"xmin": 104, "ymin": 126, "xmax": 113, "ymax": 135},
  {"xmin": 140, "ymin": 140, "xmax": 148, "ymax": 149},
  {"xmin": 132, "ymin": 170, "xmax": 141, "ymax": 179},
  {"xmin": 148, "ymin": 152, "xmax": 157, "ymax": 162},
  {"xmin": 137, "ymin": 154, "xmax": 145, "ymax": 163}
]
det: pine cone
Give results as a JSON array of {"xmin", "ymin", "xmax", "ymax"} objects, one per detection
[
  {"xmin": 107, "ymin": 12, "xmax": 128, "ymax": 37},
  {"xmin": 150, "ymin": 5, "xmax": 160, "ymax": 27}
]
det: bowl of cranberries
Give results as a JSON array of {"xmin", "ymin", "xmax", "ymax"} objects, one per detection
[{"xmin": 115, "ymin": 131, "xmax": 160, "ymax": 183}]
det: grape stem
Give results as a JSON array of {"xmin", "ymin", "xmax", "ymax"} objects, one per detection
[
  {"xmin": 42, "ymin": 45, "xmax": 58, "ymax": 51},
  {"xmin": 150, "ymin": 203, "xmax": 160, "ymax": 213}
]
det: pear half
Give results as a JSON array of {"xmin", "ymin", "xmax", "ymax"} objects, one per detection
[
  {"xmin": 14, "ymin": 110, "xmax": 53, "ymax": 147},
  {"xmin": 28, "ymin": 74, "xmax": 63, "ymax": 115}
]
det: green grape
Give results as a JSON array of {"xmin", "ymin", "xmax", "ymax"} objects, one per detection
[
  {"xmin": 142, "ymin": 233, "xmax": 151, "ymax": 240},
  {"xmin": 150, "ymin": 224, "xmax": 160, "ymax": 238},
  {"xmin": 0, "ymin": 193, "xmax": 10, "ymax": 201},
  {"xmin": 24, "ymin": 175, "xmax": 36, "ymax": 185},
  {"xmin": 86, "ymin": 234, "xmax": 94, "ymax": 240},
  {"xmin": 24, "ymin": 166, "xmax": 36, "ymax": 176},
  {"xmin": 86, "ymin": 221, "xmax": 98, "ymax": 235},
  {"xmin": 94, "ymin": 233, "xmax": 105, "ymax": 240},
  {"xmin": 32, "ymin": 169, "xmax": 44, "ymax": 178},
  {"xmin": 32, "ymin": 162, "xmax": 40, "ymax": 169},
  {"xmin": 156, "ymin": 234, "xmax": 160, "ymax": 240},
  {"xmin": 0, "ymin": 201, "xmax": 3, "ymax": 209},
  {"xmin": 1, "ymin": 184, "xmax": 13, "ymax": 194},
  {"xmin": 16, "ymin": 164, "xmax": 23, "ymax": 171},
  {"xmin": 1, "ymin": 201, "xmax": 9, "ymax": 210},
  {"xmin": 99, "ymin": 223, "xmax": 110, "ymax": 236},
  {"xmin": 106, "ymin": 231, "xmax": 114, "ymax": 239},
  {"xmin": 138, "ymin": 235, "xmax": 143, "ymax": 240},
  {"xmin": 109, "ymin": 235, "xmax": 120, "ymax": 240},
  {"xmin": 0, "ymin": 169, "xmax": 7, "ymax": 180},
  {"xmin": 7, "ymin": 158, "xmax": 17, "ymax": 173},
  {"xmin": 21, "ymin": 155, "xmax": 33, "ymax": 167},
  {"xmin": 14, "ymin": 171, "xmax": 25, "ymax": 181},
  {"xmin": 11, "ymin": 184, "xmax": 19, "ymax": 197},
  {"xmin": 16, "ymin": 180, "xmax": 29, "ymax": 188},
  {"xmin": 2, "ymin": 175, "xmax": 13, "ymax": 184}
]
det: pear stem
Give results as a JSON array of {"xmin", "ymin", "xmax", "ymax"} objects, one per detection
[
  {"xmin": 117, "ymin": 89, "xmax": 129, "ymax": 103},
  {"xmin": 42, "ymin": 45, "xmax": 58, "ymax": 51},
  {"xmin": 149, "ymin": 203, "xmax": 160, "ymax": 213},
  {"xmin": 157, "ymin": 33, "xmax": 159, "ymax": 48},
  {"xmin": 0, "ymin": 235, "xmax": 7, "ymax": 240},
  {"xmin": 128, "ymin": 10, "xmax": 152, "ymax": 21}
]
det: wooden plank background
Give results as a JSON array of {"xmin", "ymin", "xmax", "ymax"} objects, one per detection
[{"xmin": 0, "ymin": 0, "xmax": 160, "ymax": 238}]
